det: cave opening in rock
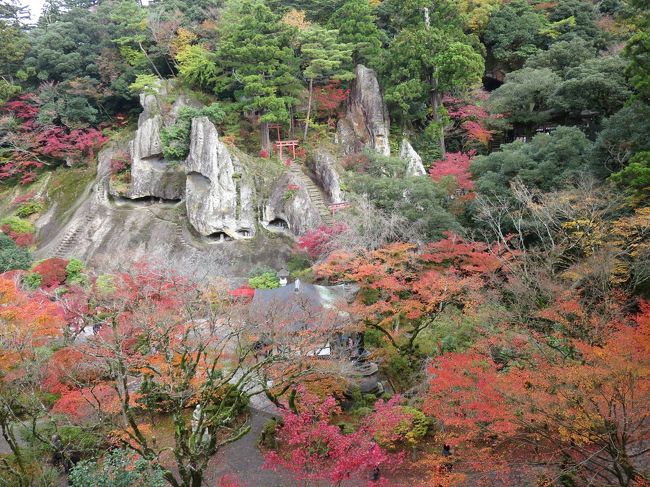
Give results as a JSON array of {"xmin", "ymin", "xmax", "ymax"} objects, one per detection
[
  {"xmin": 207, "ymin": 232, "xmax": 234, "ymax": 242},
  {"xmin": 268, "ymin": 218, "xmax": 289, "ymax": 230},
  {"xmin": 236, "ymin": 228, "xmax": 252, "ymax": 238},
  {"xmin": 113, "ymin": 195, "xmax": 183, "ymax": 206}
]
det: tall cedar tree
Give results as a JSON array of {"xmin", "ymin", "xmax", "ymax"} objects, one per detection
[
  {"xmin": 328, "ymin": 0, "xmax": 385, "ymax": 69},
  {"xmin": 383, "ymin": 0, "xmax": 484, "ymax": 152},
  {"xmin": 298, "ymin": 24, "xmax": 352, "ymax": 141},
  {"xmin": 216, "ymin": 0, "xmax": 301, "ymax": 152}
]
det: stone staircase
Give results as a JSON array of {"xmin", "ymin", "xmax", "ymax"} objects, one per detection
[
  {"xmin": 173, "ymin": 221, "xmax": 190, "ymax": 248},
  {"xmin": 54, "ymin": 209, "xmax": 94, "ymax": 258},
  {"xmin": 288, "ymin": 164, "xmax": 333, "ymax": 226},
  {"xmin": 54, "ymin": 178, "xmax": 109, "ymax": 258}
]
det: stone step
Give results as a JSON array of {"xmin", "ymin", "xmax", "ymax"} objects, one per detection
[{"xmin": 287, "ymin": 164, "xmax": 335, "ymax": 225}]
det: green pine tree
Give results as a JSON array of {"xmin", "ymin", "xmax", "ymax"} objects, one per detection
[
  {"xmin": 299, "ymin": 24, "xmax": 353, "ymax": 140},
  {"xmin": 328, "ymin": 0, "xmax": 384, "ymax": 69},
  {"xmin": 383, "ymin": 0, "xmax": 484, "ymax": 152},
  {"xmin": 216, "ymin": 0, "xmax": 302, "ymax": 151}
]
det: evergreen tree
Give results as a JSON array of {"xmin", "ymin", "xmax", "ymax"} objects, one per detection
[
  {"xmin": 0, "ymin": 1, "xmax": 28, "ymax": 100},
  {"xmin": 299, "ymin": 24, "xmax": 352, "ymax": 140},
  {"xmin": 22, "ymin": 8, "xmax": 104, "ymax": 83},
  {"xmin": 484, "ymin": 0, "xmax": 549, "ymax": 70},
  {"xmin": 623, "ymin": 0, "xmax": 650, "ymax": 102},
  {"xmin": 328, "ymin": 0, "xmax": 384, "ymax": 69},
  {"xmin": 383, "ymin": 1, "xmax": 484, "ymax": 152},
  {"xmin": 216, "ymin": 0, "xmax": 301, "ymax": 151},
  {"xmin": 266, "ymin": 0, "xmax": 345, "ymax": 23}
]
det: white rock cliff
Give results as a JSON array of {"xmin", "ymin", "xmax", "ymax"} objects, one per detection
[
  {"xmin": 400, "ymin": 139, "xmax": 427, "ymax": 177},
  {"xmin": 337, "ymin": 64, "xmax": 391, "ymax": 157},
  {"xmin": 122, "ymin": 88, "xmax": 186, "ymax": 200},
  {"xmin": 185, "ymin": 117, "xmax": 256, "ymax": 239}
]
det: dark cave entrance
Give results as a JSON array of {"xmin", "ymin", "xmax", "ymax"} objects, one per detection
[
  {"xmin": 207, "ymin": 232, "xmax": 234, "ymax": 242},
  {"xmin": 268, "ymin": 218, "xmax": 289, "ymax": 230}
]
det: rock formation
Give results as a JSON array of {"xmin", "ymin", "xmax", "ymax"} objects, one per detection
[
  {"xmin": 307, "ymin": 149, "xmax": 344, "ymax": 204},
  {"xmin": 34, "ymin": 146, "xmax": 294, "ymax": 279},
  {"xmin": 119, "ymin": 85, "xmax": 186, "ymax": 200},
  {"xmin": 337, "ymin": 65, "xmax": 391, "ymax": 157},
  {"xmin": 185, "ymin": 117, "xmax": 256, "ymax": 239},
  {"xmin": 263, "ymin": 170, "xmax": 324, "ymax": 236},
  {"xmin": 400, "ymin": 139, "xmax": 427, "ymax": 176}
]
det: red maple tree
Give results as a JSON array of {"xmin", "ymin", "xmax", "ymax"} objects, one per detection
[
  {"xmin": 264, "ymin": 388, "xmax": 397, "ymax": 485},
  {"xmin": 429, "ymin": 151, "xmax": 475, "ymax": 197},
  {"xmin": 423, "ymin": 303, "xmax": 650, "ymax": 486},
  {"xmin": 297, "ymin": 223, "xmax": 347, "ymax": 260},
  {"xmin": 1, "ymin": 94, "xmax": 107, "ymax": 184}
]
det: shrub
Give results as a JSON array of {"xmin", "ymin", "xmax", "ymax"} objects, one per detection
[
  {"xmin": 69, "ymin": 449, "xmax": 165, "ymax": 487},
  {"xmin": 337, "ymin": 421, "xmax": 356, "ymax": 434},
  {"xmin": 0, "ymin": 216, "xmax": 34, "ymax": 235},
  {"xmin": 371, "ymin": 400, "xmax": 429, "ymax": 450},
  {"xmin": 1, "ymin": 228, "xmax": 35, "ymax": 247},
  {"xmin": 23, "ymin": 272, "xmax": 42, "ymax": 289},
  {"xmin": 287, "ymin": 253, "xmax": 311, "ymax": 274},
  {"xmin": 353, "ymin": 406, "xmax": 373, "ymax": 418},
  {"xmin": 282, "ymin": 188, "xmax": 298, "ymax": 203},
  {"xmin": 1, "ymin": 216, "xmax": 35, "ymax": 247},
  {"xmin": 0, "ymin": 233, "xmax": 31, "ymax": 272},
  {"xmin": 32, "ymin": 258, "xmax": 69, "ymax": 288},
  {"xmin": 66, "ymin": 258, "xmax": 87, "ymax": 286},
  {"xmin": 161, "ymin": 104, "xmax": 225, "ymax": 161},
  {"xmin": 15, "ymin": 200, "xmax": 44, "ymax": 218},
  {"xmin": 248, "ymin": 272, "xmax": 280, "ymax": 289},
  {"xmin": 95, "ymin": 274, "xmax": 116, "ymax": 295},
  {"xmin": 109, "ymin": 151, "xmax": 131, "ymax": 175},
  {"xmin": 128, "ymin": 74, "xmax": 161, "ymax": 95}
]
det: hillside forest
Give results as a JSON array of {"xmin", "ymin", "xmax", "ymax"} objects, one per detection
[{"xmin": 0, "ymin": 0, "xmax": 649, "ymax": 485}]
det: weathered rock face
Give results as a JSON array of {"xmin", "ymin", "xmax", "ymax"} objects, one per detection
[
  {"xmin": 122, "ymin": 87, "xmax": 186, "ymax": 200},
  {"xmin": 185, "ymin": 117, "xmax": 255, "ymax": 239},
  {"xmin": 400, "ymin": 139, "xmax": 427, "ymax": 176},
  {"xmin": 337, "ymin": 64, "xmax": 391, "ymax": 157},
  {"xmin": 307, "ymin": 149, "xmax": 343, "ymax": 204},
  {"xmin": 32, "ymin": 145, "xmax": 294, "ymax": 279},
  {"xmin": 263, "ymin": 172, "xmax": 323, "ymax": 236}
]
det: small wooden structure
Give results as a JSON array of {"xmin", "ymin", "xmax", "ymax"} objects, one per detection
[{"xmin": 329, "ymin": 202, "xmax": 350, "ymax": 214}]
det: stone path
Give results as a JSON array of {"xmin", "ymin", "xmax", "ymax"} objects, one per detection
[
  {"xmin": 205, "ymin": 409, "xmax": 295, "ymax": 487},
  {"xmin": 288, "ymin": 164, "xmax": 333, "ymax": 226}
]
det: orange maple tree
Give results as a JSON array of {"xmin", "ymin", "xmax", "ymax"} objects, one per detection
[
  {"xmin": 317, "ymin": 234, "xmax": 506, "ymax": 359},
  {"xmin": 424, "ymin": 303, "xmax": 650, "ymax": 486},
  {"xmin": 48, "ymin": 265, "xmax": 337, "ymax": 487},
  {"xmin": 0, "ymin": 277, "xmax": 65, "ymax": 485}
]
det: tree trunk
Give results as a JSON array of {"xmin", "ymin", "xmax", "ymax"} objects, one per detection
[
  {"xmin": 260, "ymin": 120, "xmax": 271, "ymax": 154},
  {"xmin": 138, "ymin": 41, "xmax": 164, "ymax": 79},
  {"xmin": 190, "ymin": 469, "xmax": 203, "ymax": 487},
  {"xmin": 289, "ymin": 105, "xmax": 294, "ymax": 137},
  {"xmin": 303, "ymin": 78, "xmax": 314, "ymax": 143},
  {"xmin": 430, "ymin": 80, "xmax": 446, "ymax": 154},
  {"xmin": 1, "ymin": 422, "xmax": 28, "ymax": 486}
]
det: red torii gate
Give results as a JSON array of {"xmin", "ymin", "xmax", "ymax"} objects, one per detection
[
  {"xmin": 268, "ymin": 123, "xmax": 283, "ymax": 141},
  {"xmin": 274, "ymin": 139, "xmax": 299, "ymax": 162},
  {"xmin": 268, "ymin": 123, "xmax": 300, "ymax": 163}
]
